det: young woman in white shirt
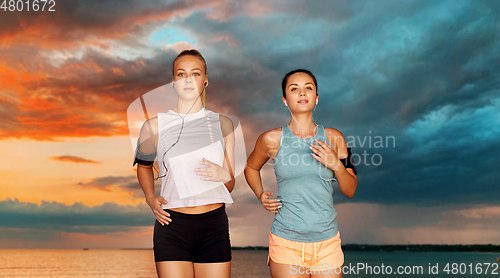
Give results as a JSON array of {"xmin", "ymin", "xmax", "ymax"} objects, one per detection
[{"xmin": 134, "ymin": 49, "xmax": 236, "ymax": 278}]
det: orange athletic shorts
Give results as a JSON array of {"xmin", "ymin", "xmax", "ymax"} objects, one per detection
[{"xmin": 268, "ymin": 231, "xmax": 344, "ymax": 269}]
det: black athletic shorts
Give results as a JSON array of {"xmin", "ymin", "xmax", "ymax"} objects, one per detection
[{"xmin": 153, "ymin": 204, "xmax": 232, "ymax": 263}]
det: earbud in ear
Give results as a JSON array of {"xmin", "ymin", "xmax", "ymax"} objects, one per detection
[
  {"xmin": 284, "ymin": 100, "xmax": 287, "ymax": 106},
  {"xmin": 204, "ymin": 81, "xmax": 208, "ymax": 87},
  {"xmin": 316, "ymin": 100, "xmax": 318, "ymax": 104}
]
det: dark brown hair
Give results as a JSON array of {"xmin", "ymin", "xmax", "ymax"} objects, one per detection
[{"xmin": 281, "ymin": 69, "xmax": 318, "ymax": 98}]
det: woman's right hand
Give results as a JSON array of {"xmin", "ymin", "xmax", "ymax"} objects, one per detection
[
  {"xmin": 259, "ymin": 191, "xmax": 281, "ymax": 213},
  {"xmin": 146, "ymin": 195, "xmax": 172, "ymax": 226}
]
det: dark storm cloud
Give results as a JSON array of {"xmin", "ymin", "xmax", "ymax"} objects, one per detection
[
  {"xmin": 0, "ymin": 198, "xmax": 155, "ymax": 242},
  {"xmin": 0, "ymin": 198, "xmax": 154, "ymax": 231}
]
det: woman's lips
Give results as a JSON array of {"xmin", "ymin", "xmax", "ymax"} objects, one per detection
[
  {"xmin": 298, "ymin": 99, "xmax": 309, "ymax": 104},
  {"xmin": 183, "ymin": 87, "xmax": 195, "ymax": 91}
]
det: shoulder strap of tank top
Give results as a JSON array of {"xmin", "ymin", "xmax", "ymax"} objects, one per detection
[
  {"xmin": 318, "ymin": 125, "xmax": 325, "ymax": 137},
  {"xmin": 280, "ymin": 125, "xmax": 287, "ymax": 146},
  {"xmin": 318, "ymin": 125, "xmax": 334, "ymax": 147}
]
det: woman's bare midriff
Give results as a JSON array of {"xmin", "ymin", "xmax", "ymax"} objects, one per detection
[{"xmin": 169, "ymin": 203, "xmax": 223, "ymax": 214}]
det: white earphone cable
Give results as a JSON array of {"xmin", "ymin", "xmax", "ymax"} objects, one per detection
[{"xmin": 156, "ymin": 79, "xmax": 205, "ymax": 180}]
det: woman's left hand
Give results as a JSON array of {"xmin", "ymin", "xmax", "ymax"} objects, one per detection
[
  {"xmin": 194, "ymin": 158, "xmax": 231, "ymax": 183},
  {"xmin": 310, "ymin": 139, "xmax": 342, "ymax": 172}
]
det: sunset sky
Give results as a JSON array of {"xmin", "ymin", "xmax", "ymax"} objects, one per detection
[{"xmin": 1, "ymin": 0, "xmax": 499, "ymax": 249}]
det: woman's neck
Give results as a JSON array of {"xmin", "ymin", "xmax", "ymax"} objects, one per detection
[
  {"xmin": 172, "ymin": 100, "xmax": 204, "ymax": 114},
  {"xmin": 288, "ymin": 113, "xmax": 317, "ymax": 138}
]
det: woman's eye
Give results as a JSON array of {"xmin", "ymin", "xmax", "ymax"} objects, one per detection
[
  {"xmin": 178, "ymin": 73, "xmax": 184, "ymax": 77},
  {"xmin": 193, "ymin": 73, "xmax": 200, "ymax": 76},
  {"xmin": 307, "ymin": 87, "xmax": 312, "ymax": 90},
  {"xmin": 291, "ymin": 88, "xmax": 297, "ymax": 91}
]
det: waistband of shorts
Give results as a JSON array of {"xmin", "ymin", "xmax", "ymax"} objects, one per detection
[{"xmin": 163, "ymin": 203, "xmax": 225, "ymax": 219}]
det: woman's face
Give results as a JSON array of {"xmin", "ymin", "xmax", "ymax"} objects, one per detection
[
  {"xmin": 172, "ymin": 55, "xmax": 207, "ymax": 100},
  {"xmin": 283, "ymin": 72, "xmax": 318, "ymax": 112}
]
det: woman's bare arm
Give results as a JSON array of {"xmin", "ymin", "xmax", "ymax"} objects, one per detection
[
  {"xmin": 220, "ymin": 115, "xmax": 236, "ymax": 192},
  {"xmin": 137, "ymin": 164, "xmax": 155, "ymax": 199},
  {"xmin": 136, "ymin": 117, "xmax": 159, "ymax": 199},
  {"xmin": 326, "ymin": 128, "xmax": 358, "ymax": 198},
  {"xmin": 245, "ymin": 129, "xmax": 281, "ymax": 212},
  {"xmin": 135, "ymin": 118, "xmax": 171, "ymax": 225}
]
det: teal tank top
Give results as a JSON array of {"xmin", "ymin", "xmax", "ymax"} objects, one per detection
[{"xmin": 271, "ymin": 124, "xmax": 338, "ymax": 242}]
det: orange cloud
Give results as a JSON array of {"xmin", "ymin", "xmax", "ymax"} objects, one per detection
[
  {"xmin": 19, "ymin": 95, "xmax": 58, "ymax": 111},
  {"xmin": 104, "ymin": 84, "xmax": 124, "ymax": 90},
  {"xmin": 0, "ymin": 65, "xmax": 48, "ymax": 91},
  {"xmin": 51, "ymin": 156, "xmax": 100, "ymax": 164},
  {"xmin": 0, "ymin": 57, "xmax": 135, "ymax": 140},
  {"xmin": 111, "ymin": 67, "xmax": 126, "ymax": 76},
  {"xmin": 0, "ymin": 93, "xmax": 14, "ymax": 104}
]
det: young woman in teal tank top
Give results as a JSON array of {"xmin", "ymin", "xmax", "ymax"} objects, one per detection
[{"xmin": 245, "ymin": 69, "xmax": 358, "ymax": 277}]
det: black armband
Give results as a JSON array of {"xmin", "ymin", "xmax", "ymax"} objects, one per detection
[
  {"xmin": 133, "ymin": 139, "xmax": 157, "ymax": 166},
  {"xmin": 339, "ymin": 147, "xmax": 357, "ymax": 175}
]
